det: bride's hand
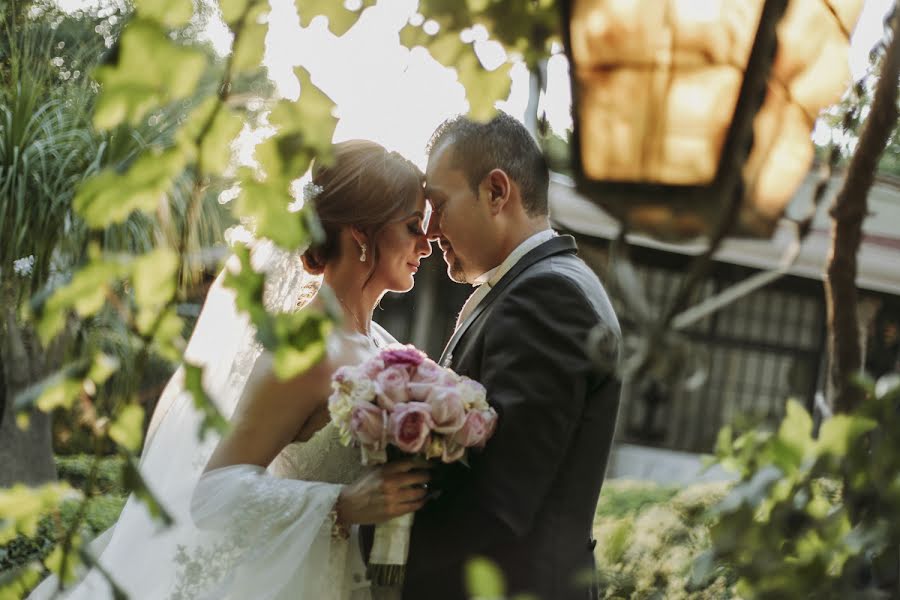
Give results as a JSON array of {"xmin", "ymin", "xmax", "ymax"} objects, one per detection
[{"xmin": 335, "ymin": 460, "xmax": 431, "ymax": 525}]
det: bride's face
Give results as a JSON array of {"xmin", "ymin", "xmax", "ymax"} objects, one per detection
[{"xmin": 371, "ymin": 190, "xmax": 432, "ymax": 293}]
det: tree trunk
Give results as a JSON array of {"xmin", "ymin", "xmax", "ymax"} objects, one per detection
[
  {"xmin": 0, "ymin": 306, "xmax": 57, "ymax": 487},
  {"xmin": 825, "ymin": 9, "xmax": 900, "ymax": 414}
]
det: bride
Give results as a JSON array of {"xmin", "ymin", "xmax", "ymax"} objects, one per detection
[{"xmin": 30, "ymin": 140, "xmax": 434, "ymax": 599}]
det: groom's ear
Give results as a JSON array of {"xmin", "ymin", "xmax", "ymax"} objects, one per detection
[{"xmin": 483, "ymin": 169, "xmax": 511, "ymax": 215}]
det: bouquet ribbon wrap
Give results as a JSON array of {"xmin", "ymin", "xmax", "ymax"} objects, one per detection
[{"xmin": 367, "ymin": 512, "xmax": 414, "ymax": 585}]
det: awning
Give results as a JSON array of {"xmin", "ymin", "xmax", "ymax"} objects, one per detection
[{"xmin": 549, "ymin": 172, "xmax": 900, "ymax": 296}]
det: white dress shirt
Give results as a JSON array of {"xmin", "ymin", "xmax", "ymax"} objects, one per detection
[{"xmin": 454, "ymin": 229, "xmax": 557, "ymax": 329}]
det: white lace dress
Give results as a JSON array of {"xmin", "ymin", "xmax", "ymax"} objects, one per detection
[
  {"xmin": 167, "ymin": 424, "xmax": 372, "ymax": 599},
  {"xmin": 179, "ymin": 328, "xmax": 395, "ymax": 600}
]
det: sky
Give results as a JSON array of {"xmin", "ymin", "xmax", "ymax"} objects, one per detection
[{"xmin": 195, "ymin": 0, "xmax": 896, "ymax": 169}]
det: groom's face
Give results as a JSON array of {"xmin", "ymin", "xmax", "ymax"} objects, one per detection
[{"xmin": 425, "ymin": 142, "xmax": 495, "ymax": 284}]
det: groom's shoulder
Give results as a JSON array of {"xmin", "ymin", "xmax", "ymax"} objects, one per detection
[
  {"xmin": 513, "ymin": 249, "xmax": 604, "ymax": 299},
  {"xmin": 504, "ymin": 250, "xmax": 619, "ymax": 331}
]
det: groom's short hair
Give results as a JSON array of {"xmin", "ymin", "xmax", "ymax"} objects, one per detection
[{"xmin": 427, "ymin": 111, "xmax": 549, "ymax": 217}]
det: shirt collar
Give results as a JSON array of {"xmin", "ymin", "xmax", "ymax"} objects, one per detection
[{"xmin": 471, "ymin": 229, "xmax": 557, "ymax": 287}]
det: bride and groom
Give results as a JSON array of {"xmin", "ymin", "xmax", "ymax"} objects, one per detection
[{"xmin": 33, "ymin": 112, "xmax": 621, "ymax": 600}]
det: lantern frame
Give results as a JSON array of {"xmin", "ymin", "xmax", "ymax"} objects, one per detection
[{"xmin": 560, "ymin": 0, "xmax": 790, "ymax": 240}]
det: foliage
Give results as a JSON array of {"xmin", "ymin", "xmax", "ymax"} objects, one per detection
[
  {"xmin": 54, "ymin": 454, "xmax": 126, "ymax": 496},
  {"xmin": 594, "ymin": 479, "xmax": 679, "ymax": 520},
  {"xmin": 594, "ymin": 480, "xmax": 736, "ymax": 599},
  {"xmin": 0, "ymin": 456, "xmax": 126, "ymax": 590},
  {"xmin": 1, "ymin": 0, "xmax": 299, "ymax": 592},
  {"xmin": 815, "ymin": 21, "xmax": 900, "ymax": 179},
  {"xmin": 461, "ymin": 478, "xmax": 733, "ymax": 600},
  {"xmin": 696, "ymin": 374, "xmax": 900, "ymax": 599},
  {"xmin": 402, "ymin": 0, "xmax": 563, "ymax": 121}
]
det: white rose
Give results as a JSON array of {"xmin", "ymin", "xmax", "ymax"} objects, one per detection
[
  {"xmin": 457, "ymin": 378, "xmax": 488, "ymax": 411},
  {"xmin": 349, "ymin": 378, "xmax": 377, "ymax": 405}
]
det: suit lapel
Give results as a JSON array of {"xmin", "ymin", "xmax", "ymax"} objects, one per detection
[{"xmin": 439, "ymin": 235, "xmax": 578, "ymax": 367}]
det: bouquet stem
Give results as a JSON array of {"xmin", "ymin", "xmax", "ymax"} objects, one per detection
[{"xmin": 367, "ymin": 512, "xmax": 414, "ymax": 586}]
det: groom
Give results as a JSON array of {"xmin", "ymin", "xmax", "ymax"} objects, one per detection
[{"xmin": 402, "ymin": 112, "xmax": 622, "ymax": 599}]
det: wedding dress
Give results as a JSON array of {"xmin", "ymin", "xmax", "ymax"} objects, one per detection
[{"xmin": 28, "ymin": 242, "xmax": 396, "ymax": 600}]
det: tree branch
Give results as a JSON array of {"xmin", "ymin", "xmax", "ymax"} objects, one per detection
[{"xmin": 825, "ymin": 9, "xmax": 900, "ymax": 414}]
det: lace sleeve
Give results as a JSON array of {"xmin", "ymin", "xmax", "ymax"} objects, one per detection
[{"xmin": 170, "ymin": 465, "xmax": 343, "ymax": 599}]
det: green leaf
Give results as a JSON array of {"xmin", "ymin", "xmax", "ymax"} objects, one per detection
[
  {"xmin": 45, "ymin": 541, "xmax": 84, "ymax": 585},
  {"xmin": 817, "ymin": 415, "xmax": 877, "ymax": 457},
  {"xmin": 271, "ymin": 310, "xmax": 331, "ymax": 379},
  {"xmin": 175, "ymin": 97, "xmax": 242, "ymax": 172},
  {"xmin": 37, "ymin": 258, "xmax": 131, "ymax": 344},
  {"xmin": 231, "ymin": 3, "xmax": 268, "ymax": 73},
  {"xmin": 109, "ymin": 404, "xmax": 146, "ymax": 452},
  {"xmin": 0, "ymin": 561, "xmax": 43, "ymax": 599},
  {"xmin": 222, "ymin": 243, "xmax": 267, "ymax": 319},
  {"xmin": 149, "ymin": 307, "xmax": 186, "ymax": 362},
  {"xmin": 13, "ymin": 360, "xmax": 89, "ymax": 413},
  {"xmin": 271, "ymin": 67, "xmax": 337, "ymax": 156},
  {"xmin": 221, "ymin": 0, "xmax": 250, "ymax": 26},
  {"xmin": 427, "ymin": 32, "xmax": 467, "ymax": 66},
  {"xmin": 234, "ymin": 177, "xmax": 309, "ymax": 249},
  {"xmin": 88, "ymin": 353, "xmax": 120, "ymax": 385},
  {"xmin": 92, "ymin": 19, "xmax": 207, "ymax": 129},
  {"xmin": 74, "ymin": 148, "xmax": 187, "ymax": 227},
  {"xmin": 296, "ymin": 0, "xmax": 368, "ymax": 36},
  {"xmin": 0, "ymin": 483, "xmax": 79, "ymax": 544},
  {"xmin": 133, "ymin": 248, "xmax": 179, "ymax": 310},
  {"xmin": 255, "ymin": 132, "xmax": 315, "ymax": 181},
  {"xmin": 715, "ymin": 465, "xmax": 782, "ymax": 514},
  {"xmin": 184, "ymin": 362, "xmax": 230, "ymax": 439},
  {"xmin": 465, "ymin": 556, "xmax": 506, "ymax": 598},
  {"xmin": 36, "ymin": 378, "xmax": 84, "ymax": 412},
  {"xmin": 134, "ymin": 0, "xmax": 193, "ymax": 28},
  {"xmin": 399, "ymin": 23, "xmax": 433, "ymax": 49},
  {"xmin": 253, "ymin": 70, "xmax": 337, "ymax": 180},
  {"xmin": 200, "ymin": 108, "xmax": 243, "ymax": 175},
  {"xmin": 458, "ymin": 54, "xmax": 511, "ymax": 122},
  {"xmin": 775, "ymin": 399, "xmax": 814, "ymax": 466},
  {"xmin": 176, "ymin": 96, "xmax": 216, "ymax": 158}
]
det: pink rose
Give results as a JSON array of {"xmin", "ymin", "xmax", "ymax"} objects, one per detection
[
  {"xmin": 375, "ymin": 365, "xmax": 411, "ymax": 410},
  {"xmin": 424, "ymin": 386, "xmax": 466, "ymax": 434},
  {"xmin": 408, "ymin": 360, "xmax": 456, "ymax": 401},
  {"xmin": 441, "ymin": 439, "xmax": 466, "ymax": 464},
  {"xmin": 361, "ymin": 356, "xmax": 385, "ymax": 379},
  {"xmin": 457, "ymin": 378, "xmax": 488, "ymax": 409},
  {"xmin": 452, "ymin": 409, "xmax": 497, "ymax": 448},
  {"xmin": 332, "ymin": 365, "xmax": 361, "ymax": 387},
  {"xmin": 380, "ymin": 345, "xmax": 425, "ymax": 371},
  {"xmin": 390, "ymin": 402, "xmax": 434, "ymax": 454},
  {"xmin": 406, "ymin": 382, "xmax": 432, "ymax": 401},
  {"xmin": 349, "ymin": 402, "xmax": 387, "ymax": 448},
  {"xmin": 411, "ymin": 359, "xmax": 444, "ymax": 385}
]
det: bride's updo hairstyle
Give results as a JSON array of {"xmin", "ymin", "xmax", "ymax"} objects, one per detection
[{"xmin": 302, "ymin": 140, "xmax": 424, "ymax": 285}]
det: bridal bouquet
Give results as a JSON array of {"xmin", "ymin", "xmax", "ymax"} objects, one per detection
[{"xmin": 328, "ymin": 344, "xmax": 497, "ymax": 584}]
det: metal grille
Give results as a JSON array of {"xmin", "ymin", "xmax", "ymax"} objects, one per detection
[{"xmin": 580, "ymin": 240, "xmax": 826, "ymax": 453}]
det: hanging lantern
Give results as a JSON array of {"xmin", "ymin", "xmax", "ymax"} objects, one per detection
[{"xmin": 562, "ymin": 0, "xmax": 864, "ymax": 240}]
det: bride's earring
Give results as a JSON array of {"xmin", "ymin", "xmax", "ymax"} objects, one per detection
[{"xmin": 359, "ymin": 243, "xmax": 367, "ymax": 262}]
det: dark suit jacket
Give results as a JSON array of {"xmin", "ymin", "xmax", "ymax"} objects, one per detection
[{"xmin": 401, "ymin": 235, "xmax": 622, "ymax": 600}]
